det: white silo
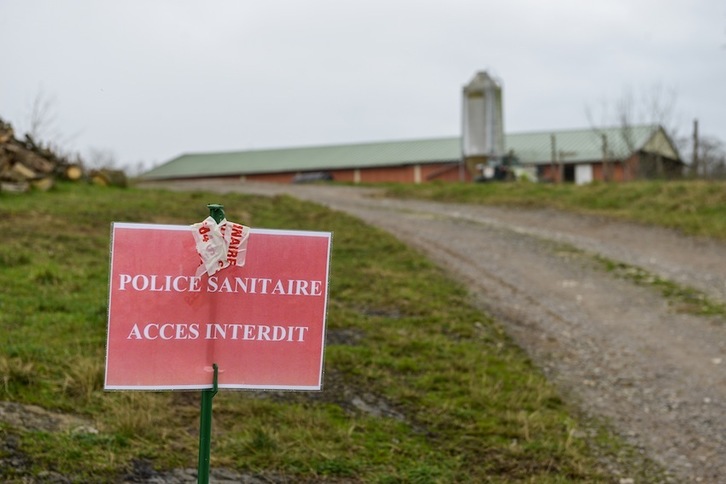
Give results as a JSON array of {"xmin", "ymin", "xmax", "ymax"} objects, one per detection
[{"xmin": 462, "ymin": 71, "xmax": 504, "ymax": 177}]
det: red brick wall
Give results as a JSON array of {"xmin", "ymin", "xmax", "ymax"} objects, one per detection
[
  {"xmin": 366, "ymin": 166, "xmax": 416, "ymax": 183},
  {"xmin": 158, "ymin": 162, "xmax": 466, "ymax": 185},
  {"xmin": 245, "ymin": 164, "xmax": 464, "ymax": 184},
  {"xmin": 422, "ymin": 163, "xmax": 466, "ymax": 182},
  {"xmin": 540, "ymin": 160, "xmax": 635, "ymax": 183},
  {"xmin": 538, "ymin": 164, "xmax": 560, "ymax": 183},
  {"xmin": 329, "ymin": 170, "xmax": 356, "ymax": 183},
  {"xmin": 151, "ymin": 156, "xmax": 664, "ymax": 186},
  {"xmin": 593, "ymin": 162, "xmax": 628, "ymax": 182},
  {"xmin": 246, "ymin": 172, "xmax": 296, "ymax": 183}
]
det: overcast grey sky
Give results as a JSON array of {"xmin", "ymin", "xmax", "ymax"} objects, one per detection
[{"xmin": 1, "ymin": 1, "xmax": 724, "ymax": 171}]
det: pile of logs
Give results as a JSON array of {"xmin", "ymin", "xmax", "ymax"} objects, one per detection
[{"xmin": 0, "ymin": 117, "xmax": 84, "ymax": 193}]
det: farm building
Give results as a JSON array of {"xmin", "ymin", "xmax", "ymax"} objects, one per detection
[{"xmin": 142, "ymin": 124, "xmax": 682, "ymax": 185}]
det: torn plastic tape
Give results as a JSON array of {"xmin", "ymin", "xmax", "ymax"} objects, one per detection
[{"xmin": 191, "ymin": 216, "xmax": 250, "ymax": 277}]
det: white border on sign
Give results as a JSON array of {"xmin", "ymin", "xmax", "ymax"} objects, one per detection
[
  {"xmin": 104, "ymin": 384, "xmax": 323, "ymax": 391},
  {"xmin": 105, "ymin": 222, "xmax": 332, "ymax": 392},
  {"xmin": 112, "ymin": 222, "xmax": 332, "ymax": 238}
]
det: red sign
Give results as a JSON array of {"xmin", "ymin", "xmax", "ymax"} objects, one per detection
[{"xmin": 105, "ymin": 223, "xmax": 332, "ymax": 391}]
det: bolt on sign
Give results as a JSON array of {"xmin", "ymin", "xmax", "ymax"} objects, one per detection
[{"xmin": 105, "ymin": 222, "xmax": 332, "ymax": 391}]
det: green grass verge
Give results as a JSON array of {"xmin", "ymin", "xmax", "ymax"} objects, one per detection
[
  {"xmin": 0, "ymin": 183, "xmax": 661, "ymax": 482},
  {"xmin": 550, "ymin": 242, "xmax": 725, "ymax": 320},
  {"xmin": 594, "ymin": 256, "xmax": 726, "ymax": 318},
  {"xmin": 384, "ymin": 179, "xmax": 726, "ymax": 240}
]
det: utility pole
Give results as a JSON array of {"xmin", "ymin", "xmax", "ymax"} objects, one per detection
[
  {"xmin": 692, "ymin": 119, "xmax": 699, "ymax": 178},
  {"xmin": 550, "ymin": 134, "xmax": 558, "ymax": 183},
  {"xmin": 602, "ymin": 133, "xmax": 610, "ymax": 182}
]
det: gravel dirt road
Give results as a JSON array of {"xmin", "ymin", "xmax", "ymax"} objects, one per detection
[{"xmin": 148, "ymin": 181, "xmax": 726, "ymax": 482}]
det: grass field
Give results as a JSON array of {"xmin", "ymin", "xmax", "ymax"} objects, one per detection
[
  {"xmin": 0, "ymin": 183, "xmax": 663, "ymax": 482},
  {"xmin": 385, "ymin": 179, "xmax": 726, "ymax": 240}
]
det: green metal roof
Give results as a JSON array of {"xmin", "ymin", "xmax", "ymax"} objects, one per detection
[
  {"xmin": 144, "ymin": 125, "xmax": 677, "ymax": 180},
  {"xmin": 507, "ymin": 124, "xmax": 676, "ymax": 165},
  {"xmin": 144, "ymin": 137, "xmax": 461, "ymax": 180}
]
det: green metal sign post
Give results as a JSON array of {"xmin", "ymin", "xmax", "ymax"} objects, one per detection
[
  {"xmin": 197, "ymin": 363, "xmax": 219, "ymax": 484},
  {"xmin": 197, "ymin": 203, "xmax": 225, "ymax": 484},
  {"xmin": 198, "ymin": 363, "xmax": 218, "ymax": 484}
]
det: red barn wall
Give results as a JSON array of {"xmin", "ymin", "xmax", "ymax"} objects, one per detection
[
  {"xmin": 245, "ymin": 163, "xmax": 464, "ymax": 184},
  {"xmin": 150, "ymin": 162, "xmax": 468, "ymax": 185}
]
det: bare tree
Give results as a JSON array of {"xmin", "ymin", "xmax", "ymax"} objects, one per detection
[
  {"xmin": 587, "ymin": 84, "xmax": 680, "ymax": 147},
  {"xmin": 690, "ymin": 134, "xmax": 726, "ymax": 179},
  {"xmin": 86, "ymin": 147, "xmax": 118, "ymax": 170},
  {"xmin": 22, "ymin": 88, "xmax": 83, "ymax": 165},
  {"xmin": 26, "ymin": 88, "xmax": 59, "ymax": 143},
  {"xmin": 639, "ymin": 83, "xmax": 679, "ymax": 135},
  {"xmin": 586, "ymin": 83, "xmax": 682, "ymax": 179}
]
